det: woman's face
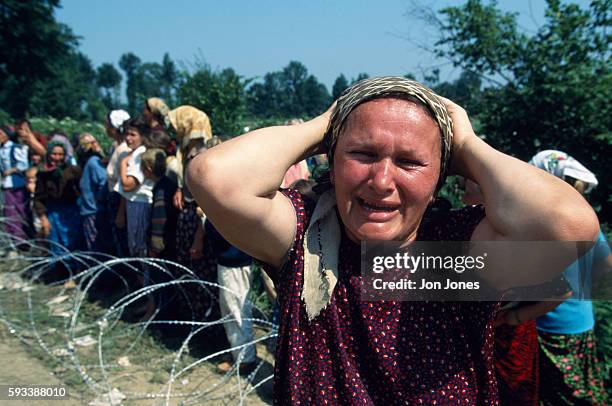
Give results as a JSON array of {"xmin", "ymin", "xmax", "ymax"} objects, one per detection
[
  {"xmin": 125, "ymin": 128, "xmax": 142, "ymax": 150},
  {"xmin": 49, "ymin": 146, "xmax": 66, "ymax": 167},
  {"xmin": 332, "ymin": 98, "xmax": 441, "ymax": 242}
]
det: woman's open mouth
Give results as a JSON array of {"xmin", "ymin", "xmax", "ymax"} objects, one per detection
[{"xmin": 357, "ymin": 197, "xmax": 400, "ymax": 215}]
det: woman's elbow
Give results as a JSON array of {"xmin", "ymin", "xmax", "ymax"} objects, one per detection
[
  {"xmin": 186, "ymin": 152, "xmax": 227, "ymax": 202},
  {"xmin": 555, "ymin": 200, "xmax": 600, "ymax": 241}
]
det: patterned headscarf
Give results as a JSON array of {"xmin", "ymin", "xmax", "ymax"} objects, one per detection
[
  {"xmin": 44, "ymin": 141, "xmax": 68, "ymax": 177},
  {"xmin": 166, "ymin": 106, "xmax": 213, "ymax": 152},
  {"xmin": 529, "ymin": 150, "xmax": 598, "ymax": 194},
  {"xmin": 323, "ymin": 76, "xmax": 453, "ymax": 191},
  {"xmin": 147, "ymin": 97, "xmax": 170, "ymax": 120}
]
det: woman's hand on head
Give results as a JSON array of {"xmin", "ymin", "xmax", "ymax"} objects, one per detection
[{"xmin": 439, "ymin": 97, "xmax": 479, "ymax": 176}]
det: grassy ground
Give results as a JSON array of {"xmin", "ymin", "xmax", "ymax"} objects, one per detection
[{"xmin": 0, "ymin": 258, "xmax": 274, "ymax": 405}]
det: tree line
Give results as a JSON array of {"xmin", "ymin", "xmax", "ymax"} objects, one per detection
[{"xmin": 0, "ymin": 0, "xmax": 609, "ymax": 227}]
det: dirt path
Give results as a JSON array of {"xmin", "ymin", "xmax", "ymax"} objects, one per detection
[{"xmin": 0, "ymin": 336, "xmax": 82, "ymax": 405}]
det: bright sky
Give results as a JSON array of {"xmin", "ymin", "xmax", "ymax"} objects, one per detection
[{"xmin": 55, "ymin": 0, "xmax": 591, "ymax": 90}]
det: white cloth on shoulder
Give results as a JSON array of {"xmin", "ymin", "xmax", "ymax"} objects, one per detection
[{"xmin": 302, "ymin": 189, "xmax": 341, "ymax": 321}]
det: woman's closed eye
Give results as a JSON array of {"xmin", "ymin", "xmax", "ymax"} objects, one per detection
[
  {"xmin": 349, "ymin": 150, "xmax": 377, "ymax": 160},
  {"xmin": 395, "ymin": 157, "xmax": 424, "ymax": 169}
]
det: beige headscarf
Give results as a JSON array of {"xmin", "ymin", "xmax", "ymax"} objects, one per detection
[
  {"xmin": 302, "ymin": 76, "xmax": 454, "ymax": 321},
  {"xmin": 166, "ymin": 106, "xmax": 213, "ymax": 188},
  {"xmin": 146, "ymin": 97, "xmax": 170, "ymax": 120},
  {"xmin": 166, "ymin": 106, "xmax": 213, "ymax": 151}
]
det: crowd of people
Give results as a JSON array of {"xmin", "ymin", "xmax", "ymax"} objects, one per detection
[{"xmin": 0, "ymin": 77, "xmax": 610, "ymax": 404}]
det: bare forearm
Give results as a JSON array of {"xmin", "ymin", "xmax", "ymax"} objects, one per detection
[
  {"xmin": 457, "ymin": 136, "xmax": 598, "ymax": 241},
  {"xmin": 27, "ymin": 136, "xmax": 46, "ymax": 156},
  {"xmin": 188, "ymin": 111, "xmax": 329, "ymax": 203}
]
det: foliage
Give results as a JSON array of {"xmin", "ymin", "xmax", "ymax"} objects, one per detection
[
  {"xmin": 332, "ymin": 74, "xmax": 349, "ymax": 99},
  {"xmin": 28, "ymin": 117, "xmax": 111, "ymax": 152},
  {"xmin": 96, "ymin": 63, "xmax": 122, "ymax": 110},
  {"xmin": 246, "ymin": 61, "xmax": 331, "ymax": 119},
  {"xmin": 0, "ymin": 0, "xmax": 99, "ymax": 120},
  {"xmin": 434, "ymin": 0, "xmax": 611, "ymax": 226},
  {"xmin": 177, "ymin": 65, "xmax": 248, "ymax": 136},
  {"xmin": 119, "ymin": 52, "xmax": 179, "ymax": 116}
]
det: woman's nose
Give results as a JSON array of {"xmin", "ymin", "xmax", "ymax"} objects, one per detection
[{"xmin": 368, "ymin": 159, "xmax": 395, "ymax": 194}]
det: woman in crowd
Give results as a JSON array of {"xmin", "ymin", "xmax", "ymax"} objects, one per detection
[
  {"xmin": 0, "ymin": 125, "xmax": 30, "ymax": 246},
  {"xmin": 34, "ymin": 141, "xmax": 82, "ymax": 261},
  {"xmin": 48, "ymin": 132, "xmax": 77, "ymax": 166},
  {"xmin": 166, "ymin": 106, "xmax": 213, "ymax": 268},
  {"xmin": 165, "ymin": 106, "xmax": 219, "ymax": 324},
  {"xmin": 77, "ymin": 133, "xmax": 111, "ymax": 253},
  {"xmin": 143, "ymin": 97, "xmax": 170, "ymax": 132},
  {"xmin": 530, "ymin": 150, "xmax": 610, "ymax": 405},
  {"xmin": 105, "ymin": 109, "xmax": 131, "ymax": 256},
  {"xmin": 187, "ymin": 76, "xmax": 599, "ymax": 404}
]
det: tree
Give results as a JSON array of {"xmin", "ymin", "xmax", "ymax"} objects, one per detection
[
  {"xmin": 246, "ymin": 61, "xmax": 331, "ymax": 119},
  {"xmin": 431, "ymin": 0, "xmax": 611, "ymax": 224},
  {"xmin": 97, "ymin": 63, "xmax": 122, "ymax": 110},
  {"xmin": 351, "ymin": 73, "xmax": 370, "ymax": 84},
  {"xmin": 433, "ymin": 70, "xmax": 482, "ymax": 114},
  {"xmin": 332, "ymin": 74, "xmax": 349, "ymax": 99},
  {"xmin": 159, "ymin": 53, "xmax": 178, "ymax": 106},
  {"xmin": 119, "ymin": 52, "xmax": 142, "ymax": 114},
  {"xmin": 0, "ymin": 0, "xmax": 94, "ymax": 118},
  {"xmin": 178, "ymin": 65, "xmax": 248, "ymax": 136}
]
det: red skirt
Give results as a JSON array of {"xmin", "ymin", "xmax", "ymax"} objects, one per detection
[{"xmin": 495, "ymin": 320, "xmax": 540, "ymax": 405}]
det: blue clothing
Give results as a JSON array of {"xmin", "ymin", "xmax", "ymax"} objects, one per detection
[
  {"xmin": 47, "ymin": 202, "xmax": 82, "ymax": 256},
  {"xmin": 0, "ymin": 140, "xmax": 28, "ymax": 189},
  {"xmin": 78, "ymin": 156, "xmax": 108, "ymax": 216},
  {"xmin": 205, "ymin": 220, "xmax": 252, "ymax": 267},
  {"xmin": 537, "ymin": 231, "xmax": 611, "ymax": 334}
]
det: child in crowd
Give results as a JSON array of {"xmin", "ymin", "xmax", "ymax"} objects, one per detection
[
  {"xmin": 116, "ymin": 117, "xmax": 154, "ymax": 258},
  {"xmin": 105, "ymin": 109, "xmax": 131, "ymax": 256},
  {"xmin": 141, "ymin": 148, "xmax": 178, "ymax": 260}
]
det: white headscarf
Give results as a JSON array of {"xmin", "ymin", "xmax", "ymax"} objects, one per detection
[{"xmin": 529, "ymin": 150, "xmax": 599, "ymax": 194}]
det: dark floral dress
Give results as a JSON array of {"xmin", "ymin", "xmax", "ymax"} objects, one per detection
[{"xmin": 264, "ymin": 189, "xmax": 501, "ymax": 405}]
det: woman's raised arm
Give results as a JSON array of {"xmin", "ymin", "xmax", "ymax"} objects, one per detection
[
  {"xmin": 445, "ymin": 98, "xmax": 600, "ymax": 289},
  {"xmin": 186, "ymin": 108, "xmax": 332, "ymax": 268}
]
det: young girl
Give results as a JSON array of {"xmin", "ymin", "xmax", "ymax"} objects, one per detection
[{"xmin": 116, "ymin": 117, "xmax": 154, "ymax": 258}]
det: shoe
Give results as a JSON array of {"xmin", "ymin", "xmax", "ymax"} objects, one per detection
[{"xmin": 216, "ymin": 360, "xmax": 257, "ymax": 375}]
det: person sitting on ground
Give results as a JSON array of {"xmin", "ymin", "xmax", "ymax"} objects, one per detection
[{"xmin": 187, "ymin": 76, "xmax": 599, "ymax": 404}]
